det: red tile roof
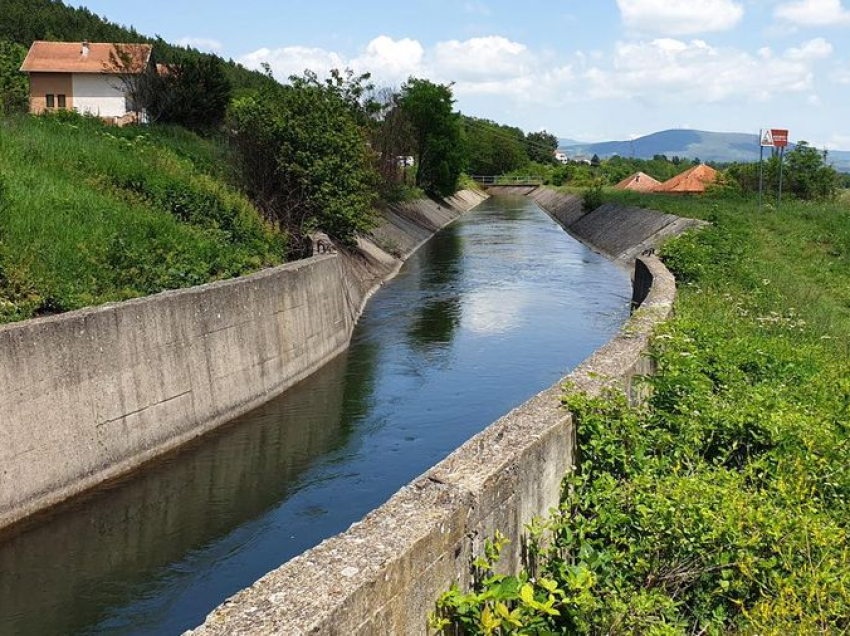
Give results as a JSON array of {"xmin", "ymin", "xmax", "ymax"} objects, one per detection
[
  {"xmin": 20, "ymin": 41, "xmax": 152, "ymax": 74},
  {"xmin": 657, "ymin": 164, "xmax": 719, "ymax": 194},
  {"xmin": 615, "ymin": 172, "xmax": 661, "ymax": 192}
]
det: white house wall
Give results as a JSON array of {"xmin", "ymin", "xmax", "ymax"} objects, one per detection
[{"xmin": 71, "ymin": 74, "xmax": 128, "ymax": 118}]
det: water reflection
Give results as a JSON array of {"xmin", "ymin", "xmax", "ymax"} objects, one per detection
[
  {"xmin": 0, "ymin": 195, "xmax": 631, "ymax": 635},
  {"xmin": 0, "ymin": 353, "xmax": 353, "ymax": 636}
]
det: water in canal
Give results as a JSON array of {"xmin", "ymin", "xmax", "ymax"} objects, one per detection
[{"xmin": 0, "ymin": 195, "xmax": 631, "ymax": 635}]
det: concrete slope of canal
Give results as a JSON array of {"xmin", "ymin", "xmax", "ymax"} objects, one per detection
[{"xmin": 0, "ymin": 195, "xmax": 631, "ymax": 636}]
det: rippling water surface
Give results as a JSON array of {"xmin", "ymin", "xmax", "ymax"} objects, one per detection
[{"xmin": 0, "ymin": 195, "xmax": 631, "ymax": 635}]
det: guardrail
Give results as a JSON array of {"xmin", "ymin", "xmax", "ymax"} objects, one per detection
[{"xmin": 471, "ymin": 175, "xmax": 544, "ymax": 186}]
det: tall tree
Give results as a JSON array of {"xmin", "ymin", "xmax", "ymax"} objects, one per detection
[
  {"xmin": 229, "ymin": 80, "xmax": 377, "ymax": 247},
  {"xmin": 0, "ymin": 40, "xmax": 28, "ymax": 115},
  {"xmin": 525, "ymin": 130, "xmax": 559, "ymax": 164},
  {"xmin": 398, "ymin": 78, "xmax": 464, "ymax": 198}
]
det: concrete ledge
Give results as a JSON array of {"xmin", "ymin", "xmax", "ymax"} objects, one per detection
[
  {"xmin": 529, "ymin": 188, "xmax": 706, "ymax": 263},
  {"xmin": 0, "ymin": 190, "xmax": 487, "ymax": 533},
  {"xmin": 188, "ymin": 190, "xmax": 689, "ymax": 635}
]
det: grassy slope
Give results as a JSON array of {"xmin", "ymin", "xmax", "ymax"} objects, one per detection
[
  {"xmin": 436, "ymin": 191, "xmax": 850, "ymax": 635},
  {"xmin": 0, "ymin": 114, "xmax": 285, "ymax": 324}
]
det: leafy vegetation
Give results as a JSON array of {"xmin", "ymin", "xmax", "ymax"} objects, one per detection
[
  {"xmin": 434, "ymin": 191, "xmax": 850, "ymax": 634},
  {"xmin": 228, "ymin": 74, "xmax": 378, "ymax": 250},
  {"xmin": 0, "ymin": 40, "xmax": 28, "ymax": 115},
  {"xmin": 0, "ymin": 113, "xmax": 285, "ymax": 323},
  {"xmin": 117, "ymin": 48, "xmax": 232, "ymax": 132},
  {"xmin": 399, "ymin": 78, "xmax": 466, "ymax": 198}
]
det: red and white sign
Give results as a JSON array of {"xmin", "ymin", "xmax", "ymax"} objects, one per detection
[
  {"xmin": 771, "ymin": 129, "xmax": 789, "ymax": 148},
  {"xmin": 761, "ymin": 129, "xmax": 789, "ymax": 148}
]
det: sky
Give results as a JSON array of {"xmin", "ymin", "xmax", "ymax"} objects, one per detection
[{"xmin": 70, "ymin": 0, "xmax": 850, "ymax": 148}]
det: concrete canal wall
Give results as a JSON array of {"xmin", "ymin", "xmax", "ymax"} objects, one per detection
[
  {"xmin": 189, "ymin": 189, "xmax": 698, "ymax": 635},
  {"xmin": 0, "ymin": 190, "xmax": 487, "ymax": 533},
  {"xmin": 528, "ymin": 188, "xmax": 705, "ymax": 263}
]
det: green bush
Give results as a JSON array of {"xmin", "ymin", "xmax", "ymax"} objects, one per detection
[
  {"xmin": 434, "ymin": 192, "xmax": 850, "ymax": 635},
  {"xmin": 581, "ymin": 180, "xmax": 604, "ymax": 212},
  {"xmin": 229, "ymin": 82, "xmax": 377, "ymax": 245},
  {"xmin": 0, "ymin": 114, "xmax": 285, "ymax": 323}
]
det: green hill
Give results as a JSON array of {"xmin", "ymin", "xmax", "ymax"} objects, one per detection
[
  {"xmin": 561, "ymin": 129, "xmax": 850, "ymax": 172},
  {"xmin": 0, "ymin": 114, "xmax": 286, "ymax": 324}
]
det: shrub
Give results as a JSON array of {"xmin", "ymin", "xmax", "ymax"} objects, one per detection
[
  {"xmin": 581, "ymin": 180, "xmax": 604, "ymax": 212},
  {"xmin": 229, "ymin": 82, "xmax": 377, "ymax": 246}
]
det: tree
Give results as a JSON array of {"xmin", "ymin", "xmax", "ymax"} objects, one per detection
[
  {"xmin": 784, "ymin": 141, "xmax": 839, "ymax": 200},
  {"xmin": 462, "ymin": 116, "xmax": 528, "ymax": 176},
  {"xmin": 525, "ymin": 130, "xmax": 558, "ymax": 164},
  {"xmin": 0, "ymin": 40, "xmax": 28, "ymax": 116},
  {"xmin": 398, "ymin": 78, "xmax": 464, "ymax": 198},
  {"xmin": 590, "ymin": 154, "xmax": 601, "ymax": 168},
  {"xmin": 111, "ymin": 46, "xmax": 231, "ymax": 130},
  {"xmin": 159, "ymin": 54, "xmax": 231, "ymax": 131},
  {"xmin": 229, "ymin": 81, "xmax": 377, "ymax": 248}
]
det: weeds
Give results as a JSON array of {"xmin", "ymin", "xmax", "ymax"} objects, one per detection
[
  {"xmin": 0, "ymin": 114, "xmax": 285, "ymax": 323},
  {"xmin": 435, "ymin": 191, "xmax": 850, "ymax": 634}
]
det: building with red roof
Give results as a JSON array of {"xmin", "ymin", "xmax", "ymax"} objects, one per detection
[
  {"xmin": 656, "ymin": 164, "xmax": 720, "ymax": 195},
  {"xmin": 615, "ymin": 172, "xmax": 662, "ymax": 192},
  {"xmin": 20, "ymin": 41, "xmax": 153, "ymax": 122}
]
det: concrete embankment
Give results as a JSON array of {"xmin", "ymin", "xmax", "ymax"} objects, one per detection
[
  {"xmin": 0, "ymin": 190, "xmax": 487, "ymax": 533},
  {"xmin": 528, "ymin": 187, "xmax": 704, "ymax": 263},
  {"xmin": 189, "ymin": 189, "xmax": 697, "ymax": 635}
]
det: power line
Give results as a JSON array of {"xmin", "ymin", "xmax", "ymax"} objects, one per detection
[{"xmin": 461, "ymin": 117, "xmax": 561, "ymax": 155}]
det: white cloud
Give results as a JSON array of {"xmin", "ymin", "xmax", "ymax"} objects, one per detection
[
  {"xmin": 176, "ymin": 37, "xmax": 223, "ymax": 52},
  {"xmin": 354, "ymin": 36, "xmax": 424, "ymax": 82},
  {"xmin": 239, "ymin": 45, "xmax": 346, "ymax": 79},
  {"xmin": 616, "ymin": 0, "xmax": 744, "ymax": 35},
  {"xmin": 775, "ymin": 0, "xmax": 850, "ymax": 26},
  {"xmin": 433, "ymin": 37, "xmax": 532, "ymax": 82},
  {"xmin": 584, "ymin": 38, "xmax": 823, "ymax": 103},
  {"xmin": 239, "ymin": 35, "xmax": 574, "ymax": 103},
  {"xmin": 238, "ymin": 33, "xmax": 831, "ymax": 111},
  {"xmin": 784, "ymin": 38, "xmax": 833, "ymax": 60}
]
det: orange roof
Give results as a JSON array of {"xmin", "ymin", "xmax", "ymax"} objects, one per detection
[
  {"xmin": 20, "ymin": 41, "xmax": 152, "ymax": 74},
  {"xmin": 657, "ymin": 164, "xmax": 719, "ymax": 194},
  {"xmin": 615, "ymin": 172, "xmax": 661, "ymax": 192}
]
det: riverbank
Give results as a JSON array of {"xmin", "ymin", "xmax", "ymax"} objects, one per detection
[
  {"xmin": 0, "ymin": 189, "xmax": 486, "ymax": 534},
  {"xmin": 433, "ymin": 190, "xmax": 850, "ymax": 634},
  {"xmin": 189, "ymin": 189, "xmax": 695, "ymax": 635}
]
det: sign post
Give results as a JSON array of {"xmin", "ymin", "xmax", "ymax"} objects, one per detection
[
  {"xmin": 772, "ymin": 129, "xmax": 789, "ymax": 209},
  {"xmin": 758, "ymin": 128, "xmax": 789, "ymax": 210}
]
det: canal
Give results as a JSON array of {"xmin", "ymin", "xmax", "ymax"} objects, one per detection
[{"xmin": 0, "ymin": 195, "xmax": 631, "ymax": 635}]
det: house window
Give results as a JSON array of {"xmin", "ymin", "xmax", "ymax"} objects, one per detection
[
  {"xmin": 57, "ymin": 94, "xmax": 67, "ymax": 109},
  {"xmin": 46, "ymin": 94, "xmax": 55, "ymax": 109}
]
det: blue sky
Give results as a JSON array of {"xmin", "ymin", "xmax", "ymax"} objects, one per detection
[{"xmin": 71, "ymin": 0, "xmax": 850, "ymax": 148}]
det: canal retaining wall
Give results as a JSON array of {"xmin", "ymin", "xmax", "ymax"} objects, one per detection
[
  {"xmin": 0, "ymin": 190, "xmax": 487, "ymax": 533},
  {"xmin": 528, "ymin": 188, "xmax": 705, "ymax": 263},
  {"xmin": 188, "ymin": 191, "xmax": 696, "ymax": 635}
]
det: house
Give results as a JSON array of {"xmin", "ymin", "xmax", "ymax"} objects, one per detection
[
  {"xmin": 615, "ymin": 171, "xmax": 661, "ymax": 192},
  {"xmin": 554, "ymin": 150, "xmax": 570, "ymax": 165},
  {"xmin": 656, "ymin": 164, "xmax": 719, "ymax": 195},
  {"xmin": 20, "ymin": 41, "xmax": 153, "ymax": 123}
]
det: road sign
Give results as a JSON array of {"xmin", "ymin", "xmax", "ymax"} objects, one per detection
[
  {"xmin": 761, "ymin": 129, "xmax": 790, "ymax": 148},
  {"xmin": 771, "ymin": 129, "xmax": 789, "ymax": 148}
]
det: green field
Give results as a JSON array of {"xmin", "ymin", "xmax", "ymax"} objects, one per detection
[
  {"xmin": 0, "ymin": 114, "xmax": 286, "ymax": 324},
  {"xmin": 435, "ymin": 191, "xmax": 850, "ymax": 635}
]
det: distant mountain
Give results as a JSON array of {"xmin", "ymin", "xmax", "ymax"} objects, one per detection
[{"xmin": 560, "ymin": 129, "xmax": 850, "ymax": 172}]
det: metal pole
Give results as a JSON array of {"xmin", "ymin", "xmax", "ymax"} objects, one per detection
[
  {"xmin": 758, "ymin": 130, "xmax": 764, "ymax": 211},
  {"xmin": 777, "ymin": 146, "xmax": 785, "ymax": 209}
]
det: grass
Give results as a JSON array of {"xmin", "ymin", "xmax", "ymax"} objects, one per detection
[
  {"xmin": 0, "ymin": 113, "xmax": 286, "ymax": 323},
  {"xmin": 434, "ymin": 189, "xmax": 850, "ymax": 635}
]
